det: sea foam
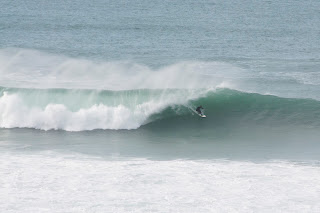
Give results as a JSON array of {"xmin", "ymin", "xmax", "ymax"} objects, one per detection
[{"xmin": 1, "ymin": 152, "xmax": 320, "ymax": 212}]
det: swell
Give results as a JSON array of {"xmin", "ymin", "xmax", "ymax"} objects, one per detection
[{"xmin": 1, "ymin": 86, "xmax": 320, "ymax": 131}]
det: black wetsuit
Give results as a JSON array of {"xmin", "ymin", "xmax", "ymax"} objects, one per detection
[{"xmin": 196, "ymin": 106, "xmax": 203, "ymax": 115}]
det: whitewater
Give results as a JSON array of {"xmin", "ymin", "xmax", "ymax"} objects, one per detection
[
  {"xmin": 1, "ymin": 0, "xmax": 320, "ymax": 212},
  {"xmin": 1, "ymin": 152, "xmax": 320, "ymax": 212}
]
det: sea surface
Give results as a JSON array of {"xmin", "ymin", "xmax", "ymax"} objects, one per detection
[{"xmin": 1, "ymin": 0, "xmax": 320, "ymax": 212}]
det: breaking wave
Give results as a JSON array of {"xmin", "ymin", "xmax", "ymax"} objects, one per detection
[
  {"xmin": 1, "ymin": 87, "xmax": 320, "ymax": 131},
  {"xmin": 1, "ymin": 48, "xmax": 320, "ymax": 131}
]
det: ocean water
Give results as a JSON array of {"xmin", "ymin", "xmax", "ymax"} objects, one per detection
[{"xmin": 1, "ymin": 0, "xmax": 320, "ymax": 212}]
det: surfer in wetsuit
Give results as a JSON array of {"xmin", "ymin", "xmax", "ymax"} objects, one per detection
[{"xmin": 196, "ymin": 105, "xmax": 204, "ymax": 115}]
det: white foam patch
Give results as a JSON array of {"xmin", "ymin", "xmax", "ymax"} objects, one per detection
[{"xmin": 1, "ymin": 152, "xmax": 320, "ymax": 212}]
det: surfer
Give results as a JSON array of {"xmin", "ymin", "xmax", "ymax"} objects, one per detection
[{"xmin": 196, "ymin": 105, "xmax": 204, "ymax": 115}]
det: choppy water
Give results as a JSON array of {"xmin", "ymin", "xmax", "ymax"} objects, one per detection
[{"xmin": 1, "ymin": 0, "xmax": 320, "ymax": 212}]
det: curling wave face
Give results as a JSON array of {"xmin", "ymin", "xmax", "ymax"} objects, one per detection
[{"xmin": 1, "ymin": 87, "xmax": 320, "ymax": 131}]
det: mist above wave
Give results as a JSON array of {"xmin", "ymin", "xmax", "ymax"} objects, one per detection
[{"xmin": 0, "ymin": 48, "xmax": 241, "ymax": 90}]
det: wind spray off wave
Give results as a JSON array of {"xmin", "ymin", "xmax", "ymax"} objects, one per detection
[{"xmin": 0, "ymin": 48, "xmax": 238, "ymax": 90}]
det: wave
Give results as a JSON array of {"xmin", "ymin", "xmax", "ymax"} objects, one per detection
[
  {"xmin": 1, "ymin": 87, "xmax": 320, "ymax": 131},
  {"xmin": 0, "ymin": 48, "xmax": 319, "ymax": 131}
]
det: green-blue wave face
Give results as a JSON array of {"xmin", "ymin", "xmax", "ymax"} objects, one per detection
[{"xmin": 1, "ymin": 86, "xmax": 320, "ymax": 131}]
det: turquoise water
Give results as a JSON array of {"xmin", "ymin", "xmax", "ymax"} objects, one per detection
[{"xmin": 1, "ymin": 0, "xmax": 320, "ymax": 212}]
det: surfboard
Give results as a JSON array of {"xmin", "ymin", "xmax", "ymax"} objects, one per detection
[
  {"xmin": 196, "ymin": 112, "xmax": 206, "ymax": 118},
  {"xmin": 189, "ymin": 108, "xmax": 206, "ymax": 118}
]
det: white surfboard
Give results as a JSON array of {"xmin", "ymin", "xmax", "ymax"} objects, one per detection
[{"xmin": 190, "ymin": 108, "xmax": 206, "ymax": 118}]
